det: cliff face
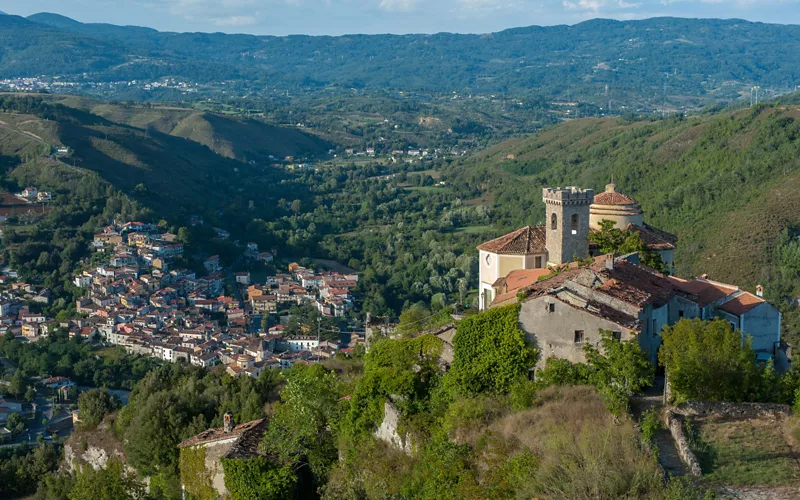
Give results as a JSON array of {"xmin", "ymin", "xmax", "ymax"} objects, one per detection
[{"xmin": 61, "ymin": 420, "xmax": 126, "ymax": 474}]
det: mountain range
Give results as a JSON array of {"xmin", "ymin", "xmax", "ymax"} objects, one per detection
[{"xmin": 2, "ymin": 13, "xmax": 800, "ymax": 104}]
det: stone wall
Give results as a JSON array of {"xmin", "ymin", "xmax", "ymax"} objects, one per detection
[
  {"xmin": 663, "ymin": 409, "xmax": 702, "ymax": 477},
  {"xmin": 674, "ymin": 401, "xmax": 791, "ymax": 419}
]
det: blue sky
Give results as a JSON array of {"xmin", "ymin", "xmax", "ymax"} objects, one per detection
[{"xmin": 2, "ymin": 0, "xmax": 799, "ymax": 35}]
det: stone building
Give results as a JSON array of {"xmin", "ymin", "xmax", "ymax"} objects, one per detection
[
  {"xmin": 178, "ymin": 412, "xmax": 267, "ymax": 498},
  {"xmin": 477, "ymin": 184, "xmax": 676, "ymax": 310}
]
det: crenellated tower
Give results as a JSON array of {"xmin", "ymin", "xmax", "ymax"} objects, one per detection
[{"xmin": 543, "ymin": 186, "xmax": 593, "ymax": 266}]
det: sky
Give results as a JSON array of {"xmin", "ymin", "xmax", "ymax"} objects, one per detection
[{"xmin": 1, "ymin": 0, "xmax": 799, "ymax": 36}]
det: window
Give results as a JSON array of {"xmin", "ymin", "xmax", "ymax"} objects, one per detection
[
  {"xmin": 485, "ymin": 253, "xmax": 492, "ymax": 266},
  {"xmin": 551, "ymin": 213, "xmax": 558, "ymax": 230},
  {"xmin": 611, "ymin": 331, "xmax": 622, "ymax": 341},
  {"xmin": 571, "ymin": 213, "xmax": 579, "ymax": 235},
  {"xmin": 730, "ymin": 322, "xmax": 737, "ymax": 331},
  {"xmin": 535, "ymin": 256, "xmax": 543, "ymax": 268},
  {"xmin": 678, "ymin": 310, "xmax": 684, "ymax": 318},
  {"xmin": 574, "ymin": 330, "xmax": 584, "ymax": 344},
  {"xmin": 548, "ymin": 303, "xmax": 555, "ymax": 313}
]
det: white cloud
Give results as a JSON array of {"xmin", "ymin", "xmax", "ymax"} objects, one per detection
[
  {"xmin": 379, "ymin": 0, "xmax": 421, "ymax": 12},
  {"xmin": 563, "ymin": 0, "xmax": 604, "ymax": 11},
  {"xmin": 213, "ymin": 15, "xmax": 257, "ymax": 25}
]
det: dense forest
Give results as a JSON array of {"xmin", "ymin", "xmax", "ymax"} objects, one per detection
[{"xmin": 3, "ymin": 14, "xmax": 800, "ymax": 107}]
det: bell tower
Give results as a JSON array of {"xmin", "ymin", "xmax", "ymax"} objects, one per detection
[{"xmin": 543, "ymin": 187, "xmax": 593, "ymax": 266}]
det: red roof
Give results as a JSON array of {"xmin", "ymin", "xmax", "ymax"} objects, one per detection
[
  {"xmin": 477, "ymin": 225, "xmax": 547, "ymax": 255},
  {"xmin": 719, "ymin": 293, "xmax": 764, "ymax": 316},
  {"xmin": 667, "ymin": 277, "xmax": 737, "ymax": 307},
  {"xmin": 592, "ymin": 184, "xmax": 638, "ymax": 206}
]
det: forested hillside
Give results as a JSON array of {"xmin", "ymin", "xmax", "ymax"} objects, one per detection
[
  {"xmin": 444, "ymin": 100, "xmax": 800, "ymax": 295},
  {"xmin": 3, "ymin": 14, "xmax": 800, "ymax": 104}
]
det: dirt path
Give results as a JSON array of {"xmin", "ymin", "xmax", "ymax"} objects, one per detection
[{"xmin": 631, "ymin": 375, "xmax": 689, "ymax": 477}]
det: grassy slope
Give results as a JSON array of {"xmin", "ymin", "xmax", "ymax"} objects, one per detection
[
  {"xmin": 0, "ymin": 106, "xmax": 258, "ymax": 216},
  {"xmin": 89, "ymin": 105, "xmax": 331, "ymax": 162},
  {"xmin": 451, "ymin": 104, "xmax": 800, "ymax": 287}
]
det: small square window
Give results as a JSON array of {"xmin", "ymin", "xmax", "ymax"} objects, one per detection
[
  {"xmin": 548, "ymin": 303, "xmax": 555, "ymax": 313},
  {"xmin": 611, "ymin": 331, "xmax": 622, "ymax": 341},
  {"xmin": 678, "ymin": 310, "xmax": 684, "ymax": 318},
  {"xmin": 574, "ymin": 330, "xmax": 584, "ymax": 344}
]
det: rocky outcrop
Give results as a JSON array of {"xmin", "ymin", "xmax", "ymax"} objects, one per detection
[
  {"xmin": 374, "ymin": 401, "xmax": 414, "ymax": 455},
  {"xmin": 61, "ymin": 420, "xmax": 127, "ymax": 474}
]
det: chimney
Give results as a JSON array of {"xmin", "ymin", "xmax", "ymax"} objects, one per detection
[
  {"xmin": 604, "ymin": 255, "xmax": 614, "ymax": 271},
  {"xmin": 223, "ymin": 412, "xmax": 233, "ymax": 433},
  {"xmin": 700, "ymin": 273, "xmax": 709, "ymax": 280},
  {"xmin": 756, "ymin": 284, "xmax": 764, "ymax": 298}
]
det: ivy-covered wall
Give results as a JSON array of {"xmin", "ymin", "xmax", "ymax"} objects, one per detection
[
  {"xmin": 221, "ymin": 456, "xmax": 295, "ymax": 500},
  {"xmin": 178, "ymin": 447, "xmax": 217, "ymax": 500}
]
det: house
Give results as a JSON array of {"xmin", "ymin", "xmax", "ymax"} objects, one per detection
[
  {"xmin": 234, "ymin": 272, "xmax": 251, "ymax": 286},
  {"xmin": 477, "ymin": 184, "xmax": 676, "ymax": 310},
  {"xmin": 667, "ymin": 276, "xmax": 781, "ymax": 357},
  {"xmin": 21, "ymin": 187, "xmax": 38, "ymax": 199},
  {"xmin": 178, "ymin": 414, "xmax": 268, "ymax": 499},
  {"xmin": 204, "ymin": 256, "xmax": 222, "ymax": 273},
  {"xmin": 257, "ymin": 252, "xmax": 274, "ymax": 263},
  {"xmin": 251, "ymin": 295, "xmax": 277, "ymax": 314},
  {"xmin": 287, "ymin": 335, "xmax": 319, "ymax": 352},
  {"xmin": 37, "ymin": 192, "xmax": 52, "ymax": 202},
  {"xmin": 21, "ymin": 323, "xmax": 39, "ymax": 337}
]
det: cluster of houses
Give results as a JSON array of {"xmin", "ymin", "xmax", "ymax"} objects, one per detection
[
  {"xmin": 15, "ymin": 186, "xmax": 52, "ymax": 203},
  {"xmin": 247, "ymin": 262, "xmax": 358, "ymax": 320},
  {"xmin": 63, "ymin": 222, "xmax": 363, "ymax": 377},
  {"xmin": 0, "ymin": 278, "xmax": 55, "ymax": 338}
]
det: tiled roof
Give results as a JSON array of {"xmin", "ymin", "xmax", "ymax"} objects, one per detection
[
  {"xmin": 667, "ymin": 277, "xmax": 737, "ymax": 307},
  {"xmin": 476, "ymin": 225, "xmax": 547, "ymax": 255},
  {"xmin": 719, "ymin": 292, "xmax": 764, "ymax": 316},
  {"xmin": 627, "ymin": 223, "xmax": 677, "ymax": 251},
  {"xmin": 593, "ymin": 191, "xmax": 637, "ymax": 206},
  {"xmin": 594, "ymin": 261, "xmax": 676, "ymax": 308}
]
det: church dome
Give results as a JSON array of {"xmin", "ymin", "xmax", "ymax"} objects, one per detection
[
  {"xmin": 589, "ymin": 184, "xmax": 644, "ymax": 230},
  {"xmin": 592, "ymin": 183, "xmax": 638, "ymax": 206}
]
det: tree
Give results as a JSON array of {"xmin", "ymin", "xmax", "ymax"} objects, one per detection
[
  {"xmin": 77, "ymin": 389, "xmax": 122, "ymax": 428},
  {"xmin": 24, "ymin": 386, "xmax": 36, "ymax": 403},
  {"xmin": 261, "ymin": 364, "xmax": 342, "ymax": 485},
  {"xmin": 583, "ymin": 331, "xmax": 654, "ymax": 413},
  {"xmin": 660, "ymin": 319, "xmax": 762, "ymax": 403},
  {"xmin": 69, "ymin": 458, "xmax": 145, "ymax": 500},
  {"xmin": 8, "ymin": 371, "xmax": 28, "ymax": 398},
  {"xmin": 290, "ymin": 199, "xmax": 302, "ymax": 214},
  {"xmin": 589, "ymin": 220, "xmax": 666, "ymax": 273},
  {"xmin": 6, "ymin": 412, "xmax": 25, "ymax": 436},
  {"xmin": 446, "ymin": 304, "xmax": 538, "ymax": 396}
]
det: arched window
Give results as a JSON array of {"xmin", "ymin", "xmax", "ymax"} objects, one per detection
[
  {"xmin": 571, "ymin": 214, "xmax": 579, "ymax": 234},
  {"xmin": 551, "ymin": 213, "xmax": 558, "ymax": 230}
]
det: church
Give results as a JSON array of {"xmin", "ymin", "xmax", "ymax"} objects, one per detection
[
  {"xmin": 475, "ymin": 184, "xmax": 783, "ymax": 369},
  {"xmin": 477, "ymin": 184, "xmax": 676, "ymax": 311}
]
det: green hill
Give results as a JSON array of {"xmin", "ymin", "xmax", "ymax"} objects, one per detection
[
  {"xmin": 4, "ymin": 14, "xmax": 800, "ymax": 106},
  {"xmin": 446, "ymin": 101, "xmax": 800, "ymax": 290},
  {"xmin": 0, "ymin": 96, "xmax": 309, "ymax": 221},
  {"xmin": 88, "ymin": 105, "xmax": 330, "ymax": 161}
]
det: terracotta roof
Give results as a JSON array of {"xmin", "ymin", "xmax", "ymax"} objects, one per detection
[
  {"xmin": 719, "ymin": 292, "xmax": 764, "ymax": 316},
  {"xmin": 594, "ymin": 261, "xmax": 676, "ymax": 308},
  {"xmin": 627, "ymin": 223, "xmax": 677, "ymax": 251},
  {"xmin": 476, "ymin": 225, "xmax": 547, "ymax": 255},
  {"xmin": 178, "ymin": 418, "xmax": 266, "ymax": 449},
  {"xmin": 492, "ymin": 255, "xmax": 612, "ymax": 307},
  {"xmin": 492, "ymin": 268, "xmax": 553, "ymax": 291},
  {"xmin": 667, "ymin": 277, "xmax": 737, "ymax": 307},
  {"xmin": 593, "ymin": 191, "xmax": 637, "ymax": 206}
]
